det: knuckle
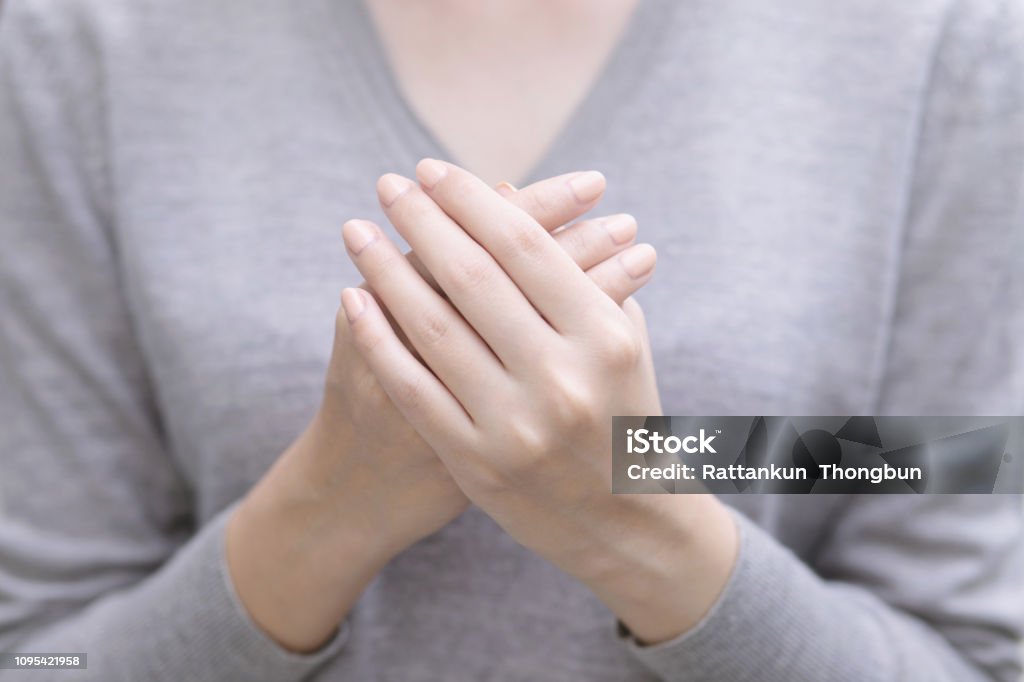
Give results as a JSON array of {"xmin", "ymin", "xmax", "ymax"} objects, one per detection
[
  {"xmin": 391, "ymin": 193, "xmax": 432, "ymax": 230},
  {"xmin": 622, "ymin": 297, "xmax": 646, "ymax": 323},
  {"xmin": 445, "ymin": 174, "xmax": 478, "ymax": 201},
  {"xmin": 506, "ymin": 221, "xmax": 547, "ymax": 259},
  {"xmin": 595, "ymin": 321, "xmax": 642, "ymax": 368},
  {"xmin": 490, "ymin": 219, "xmax": 547, "ymax": 264},
  {"xmin": 353, "ymin": 325, "xmax": 386, "ymax": 354},
  {"xmin": 408, "ymin": 196, "xmax": 437, "ymax": 222},
  {"xmin": 467, "ymin": 418, "xmax": 553, "ymax": 494},
  {"xmin": 566, "ymin": 223, "xmax": 592, "ymax": 260},
  {"xmin": 544, "ymin": 370, "xmax": 599, "ymax": 427},
  {"xmin": 389, "ymin": 375, "xmax": 423, "ymax": 409},
  {"xmin": 445, "ymin": 253, "xmax": 494, "ymax": 293},
  {"xmin": 558, "ymin": 218, "xmax": 614, "ymax": 267},
  {"xmin": 365, "ymin": 248, "xmax": 403, "ymax": 281},
  {"xmin": 414, "ymin": 309, "xmax": 451, "ymax": 348},
  {"xmin": 457, "ymin": 174, "xmax": 481, "ymax": 196},
  {"xmin": 478, "ymin": 425, "xmax": 547, "ymax": 489},
  {"xmin": 589, "ymin": 273, "xmax": 625, "ymax": 304},
  {"xmin": 529, "ymin": 188, "xmax": 560, "ymax": 218},
  {"xmin": 506, "ymin": 420, "xmax": 550, "ymax": 455}
]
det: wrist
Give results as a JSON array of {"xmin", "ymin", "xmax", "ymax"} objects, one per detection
[
  {"xmin": 225, "ymin": 416, "xmax": 395, "ymax": 653},
  {"xmin": 573, "ymin": 495, "xmax": 739, "ymax": 645},
  {"xmin": 247, "ymin": 410, "xmax": 405, "ymax": 567}
]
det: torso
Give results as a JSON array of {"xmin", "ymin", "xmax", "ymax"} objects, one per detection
[
  {"xmin": 93, "ymin": 1, "xmax": 954, "ymax": 678},
  {"xmin": 109, "ymin": 0, "xmax": 936, "ymax": 527}
]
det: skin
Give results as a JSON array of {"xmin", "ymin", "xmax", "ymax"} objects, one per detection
[
  {"xmin": 365, "ymin": 0, "xmax": 640, "ymax": 185},
  {"xmin": 344, "ymin": 160, "xmax": 738, "ymax": 647},
  {"xmin": 227, "ymin": 169, "xmax": 664, "ymax": 653}
]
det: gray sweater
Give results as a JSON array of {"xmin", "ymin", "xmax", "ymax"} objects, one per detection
[{"xmin": 1, "ymin": 1, "xmax": 1022, "ymax": 680}]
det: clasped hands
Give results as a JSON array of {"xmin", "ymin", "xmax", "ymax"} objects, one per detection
[
  {"xmin": 228, "ymin": 160, "xmax": 737, "ymax": 655},
  {"xmin": 341, "ymin": 158, "xmax": 662, "ymax": 556}
]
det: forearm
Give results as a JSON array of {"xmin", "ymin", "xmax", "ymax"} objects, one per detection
[
  {"xmin": 611, "ymin": 511, "xmax": 1013, "ymax": 682},
  {"xmin": 226, "ymin": 409, "xmax": 414, "ymax": 654},
  {"xmin": 552, "ymin": 494, "xmax": 739, "ymax": 646},
  {"xmin": 0, "ymin": 505, "xmax": 344, "ymax": 682}
]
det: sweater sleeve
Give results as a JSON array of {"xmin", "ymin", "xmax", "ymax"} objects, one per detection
[
  {"xmin": 623, "ymin": 498, "xmax": 1023, "ymax": 682},
  {"xmin": 624, "ymin": 0, "xmax": 1024, "ymax": 680},
  {"xmin": 0, "ymin": 4, "xmax": 345, "ymax": 680}
]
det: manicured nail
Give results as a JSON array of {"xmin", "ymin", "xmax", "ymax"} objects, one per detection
[
  {"xmin": 495, "ymin": 181, "xmax": 517, "ymax": 197},
  {"xmin": 378, "ymin": 173, "xmax": 412, "ymax": 207},
  {"xmin": 619, "ymin": 244, "xmax": 656, "ymax": 279},
  {"xmin": 340, "ymin": 288, "xmax": 366, "ymax": 322},
  {"xmin": 604, "ymin": 214, "xmax": 637, "ymax": 245},
  {"xmin": 342, "ymin": 219, "xmax": 378, "ymax": 254},
  {"xmin": 416, "ymin": 158, "xmax": 448, "ymax": 189},
  {"xmin": 567, "ymin": 171, "xmax": 605, "ymax": 204}
]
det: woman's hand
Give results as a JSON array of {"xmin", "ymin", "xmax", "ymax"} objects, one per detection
[
  {"xmin": 319, "ymin": 170, "xmax": 655, "ymax": 557},
  {"xmin": 227, "ymin": 169, "xmax": 656, "ymax": 653},
  {"xmin": 345, "ymin": 160, "xmax": 739, "ymax": 646}
]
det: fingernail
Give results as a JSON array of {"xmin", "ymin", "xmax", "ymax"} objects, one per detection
[
  {"xmin": 567, "ymin": 170, "xmax": 605, "ymax": 204},
  {"xmin": 340, "ymin": 288, "xmax": 366, "ymax": 322},
  {"xmin": 495, "ymin": 181, "xmax": 517, "ymax": 197},
  {"xmin": 378, "ymin": 173, "xmax": 412, "ymax": 207},
  {"xmin": 604, "ymin": 214, "xmax": 637, "ymax": 245},
  {"xmin": 416, "ymin": 158, "xmax": 448, "ymax": 189},
  {"xmin": 619, "ymin": 244, "xmax": 656, "ymax": 279},
  {"xmin": 342, "ymin": 219, "xmax": 378, "ymax": 254}
]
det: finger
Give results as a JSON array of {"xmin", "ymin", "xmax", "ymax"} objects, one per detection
[
  {"xmin": 553, "ymin": 213, "xmax": 637, "ymax": 271},
  {"xmin": 501, "ymin": 171, "xmax": 606, "ymax": 231},
  {"xmin": 376, "ymin": 173, "xmax": 558, "ymax": 367},
  {"xmin": 404, "ymin": 195, "xmax": 622, "ymax": 296},
  {"xmin": 622, "ymin": 297, "xmax": 651, "ymax": 346},
  {"xmin": 621, "ymin": 297, "xmax": 661, "ymax": 414},
  {"xmin": 415, "ymin": 159, "xmax": 618, "ymax": 334},
  {"xmin": 341, "ymin": 287, "xmax": 476, "ymax": 439},
  {"xmin": 405, "ymin": 212, "xmax": 636, "ymax": 300},
  {"xmin": 584, "ymin": 243, "xmax": 657, "ymax": 305},
  {"xmin": 342, "ymin": 219, "xmax": 504, "ymax": 406},
  {"xmin": 360, "ymin": 283, "xmax": 420, "ymax": 362}
]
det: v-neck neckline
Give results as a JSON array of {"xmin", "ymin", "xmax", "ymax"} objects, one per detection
[{"xmin": 343, "ymin": 0, "xmax": 672, "ymax": 187}]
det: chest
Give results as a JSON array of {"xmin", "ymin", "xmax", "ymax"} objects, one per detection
[{"xmin": 362, "ymin": 0, "xmax": 639, "ymax": 186}]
